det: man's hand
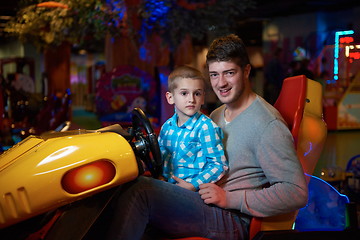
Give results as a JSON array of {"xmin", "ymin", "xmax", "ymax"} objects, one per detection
[
  {"xmin": 198, "ymin": 183, "xmax": 227, "ymax": 208},
  {"xmin": 172, "ymin": 176, "xmax": 196, "ymax": 191}
]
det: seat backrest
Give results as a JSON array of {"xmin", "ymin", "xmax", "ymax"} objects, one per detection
[
  {"xmin": 249, "ymin": 75, "xmax": 327, "ymax": 239},
  {"xmin": 273, "ymin": 75, "xmax": 307, "ymax": 146}
]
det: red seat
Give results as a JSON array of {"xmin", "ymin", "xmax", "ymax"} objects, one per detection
[{"xmin": 249, "ymin": 75, "xmax": 327, "ymax": 239}]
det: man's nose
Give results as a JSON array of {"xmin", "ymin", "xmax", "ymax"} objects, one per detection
[{"xmin": 218, "ymin": 75, "xmax": 227, "ymax": 86}]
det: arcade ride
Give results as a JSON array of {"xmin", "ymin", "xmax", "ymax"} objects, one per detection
[
  {"xmin": 0, "ymin": 76, "xmax": 358, "ymax": 239},
  {"xmin": 0, "ymin": 108, "xmax": 161, "ymax": 238}
]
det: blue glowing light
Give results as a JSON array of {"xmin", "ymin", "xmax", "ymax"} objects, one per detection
[
  {"xmin": 139, "ymin": 46, "xmax": 147, "ymax": 61},
  {"xmin": 333, "ymin": 30, "xmax": 354, "ymax": 83},
  {"xmin": 303, "ymin": 142, "xmax": 312, "ymax": 157},
  {"xmin": 295, "ymin": 173, "xmax": 350, "ymax": 231},
  {"xmin": 106, "ymin": 0, "xmax": 126, "ymax": 28},
  {"xmin": 139, "ymin": 0, "xmax": 171, "ymax": 42}
]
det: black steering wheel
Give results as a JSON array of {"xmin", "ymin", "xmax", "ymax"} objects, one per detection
[{"xmin": 131, "ymin": 108, "xmax": 162, "ymax": 178}]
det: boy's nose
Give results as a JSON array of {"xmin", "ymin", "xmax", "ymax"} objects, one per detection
[{"xmin": 188, "ymin": 95, "xmax": 195, "ymax": 102}]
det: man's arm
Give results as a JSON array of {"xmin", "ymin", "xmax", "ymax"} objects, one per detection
[{"xmin": 225, "ymin": 120, "xmax": 308, "ymax": 217}]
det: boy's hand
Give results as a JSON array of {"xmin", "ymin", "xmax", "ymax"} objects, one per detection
[
  {"xmin": 198, "ymin": 183, "xmax": 227, "ymax": 208},
  {"xmin": 172, "ymin": 176, "xmax": 196, "ymax": 191}
]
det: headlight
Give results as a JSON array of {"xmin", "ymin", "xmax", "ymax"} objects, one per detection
[{"xmin": 61, "ymin": 160, "xmax": 116, "ymax": 194}]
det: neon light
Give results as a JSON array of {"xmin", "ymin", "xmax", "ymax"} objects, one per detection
[
  {"xmin": 349, "ymin": 52, "xmax": 360, "ymax": 59},
  {"xmin": 304, "ymin": 173, "xmax": 350, "ymax": 202},
  {"xmin": 345, "ymin": 46, "xmax": 350, "ymax": 57},
  {"xmin": 303, "ymin": 142, "xmax": 312, "ymax": 156},
  {"xmin": 333, "ymin": 30, "xmax": 354, "ymax": 83},
  {"xmin": 339, "ymin": 36, "xmax": 353, "ymax": 43}
]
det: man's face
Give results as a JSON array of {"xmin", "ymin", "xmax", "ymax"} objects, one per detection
[{"xmin": 208, "ymin": 61, "xmax": 250, "ymax": 106}]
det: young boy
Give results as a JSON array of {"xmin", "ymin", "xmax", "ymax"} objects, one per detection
[{"xmin": 158, "ymin": 65, "xmax": 228, "ymax": 191}]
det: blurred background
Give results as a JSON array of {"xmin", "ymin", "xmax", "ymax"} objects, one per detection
[{"xmin": 0, "ymin": 0, "xmax": 360, "ymax": 220}]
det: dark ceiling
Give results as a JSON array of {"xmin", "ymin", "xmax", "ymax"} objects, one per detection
[
  {"xmin": 1, "ymin": 0, "xmax": 360, "ymax": 44},
  {"xmin": 243, "ymin": 0, "xmax": 360, "ymax": 19}
]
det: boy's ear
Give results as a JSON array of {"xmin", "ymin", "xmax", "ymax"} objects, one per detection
[{"xmin": 166, "ymin": 91, "xmax": 174, "ymax": 105}]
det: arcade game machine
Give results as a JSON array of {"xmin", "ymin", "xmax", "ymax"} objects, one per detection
[
  {"xmin": 0, "ymin": 57, "xmax": 72, "ymax": 151},
  {"xmin": 322, "ymin": 30, "xmax": 360, "ymax": 130},
  {"xmin": 95, "ymin": 65, "xmax": 160, "ymax": 131},
  {"xmin": 0, "ymin": 57, "xmax": 37, "ymax": 150},
  {"xmin": 315, "ymin": 31, "xmax": 360, "ymax": 199}
]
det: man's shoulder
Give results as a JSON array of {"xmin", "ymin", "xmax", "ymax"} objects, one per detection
[
  {"xmin": 252, "ymin": 97, "xmax": 280, "ymax": 118},
  {"xmin": 250, "ymin": 97, "xmax": 287, "ymax": 129},
  {"xmin": 209, "ymin": 105, "xmax": 225, "ymax": 119}
]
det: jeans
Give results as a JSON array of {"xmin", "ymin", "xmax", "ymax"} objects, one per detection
[{"xmin": 107, "ymin": 176, "xmax": 249, "ymax": 240}]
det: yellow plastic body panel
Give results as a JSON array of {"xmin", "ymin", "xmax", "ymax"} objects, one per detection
[
  {"xmin": 297, "ymin": 79, "xmax": 327, "ymax": 182},
  {"xmin": 0, "ymin": 130, "xmax": 138, "ymax": 229}
]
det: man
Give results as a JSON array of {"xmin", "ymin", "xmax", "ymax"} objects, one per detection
[{"xmin": 106, "ymin": 34, "xmax": 308, "ymax": 240}]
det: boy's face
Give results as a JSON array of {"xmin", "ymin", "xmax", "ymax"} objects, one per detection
[
  {"xmin": 208, "ymin": 60, "xmax": 251, "ymax": 106},
  {"xmin": 166, "ymin": 77, "xmax": 205, "ymax": 122}
]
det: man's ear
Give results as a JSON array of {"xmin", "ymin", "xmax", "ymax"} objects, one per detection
[
  {"xmin": 244, "ymin": 64, "xmax": 252, "ymax": 79},
  {"xmin": 166, "ymin": 91, "xmax": 174, "ymax": 105}
]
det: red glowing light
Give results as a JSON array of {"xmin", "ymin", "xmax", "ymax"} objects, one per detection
[
  {"xmin": 61, "ymin": 160, "xmax": 116, "ymax": 194},
  {"xmin": 340, "ymin": 37, "xmax": 354, "ymax": 44},
  {"xmin": 349, "ymin": 52, "xmax": 360, "ymax": 60}
]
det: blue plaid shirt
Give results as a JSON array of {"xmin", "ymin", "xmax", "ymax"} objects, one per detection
[{"xmin": 158, "ymin": 112, "xmax": 228, "ymax": 190}]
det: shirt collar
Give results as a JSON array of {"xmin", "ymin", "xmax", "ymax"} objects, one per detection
[{"xmin": 170, "ymin": 111, "xmax": 201, "ymax": 130}]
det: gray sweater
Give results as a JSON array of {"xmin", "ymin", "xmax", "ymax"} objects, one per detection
[{"xmin": 210, "ymin": 96, "xmax": 308, "ymax": 217}]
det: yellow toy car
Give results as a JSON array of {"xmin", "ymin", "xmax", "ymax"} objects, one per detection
[{"xmin": 0, "ymin": 108, "xmax": 161, "ymax": 233}]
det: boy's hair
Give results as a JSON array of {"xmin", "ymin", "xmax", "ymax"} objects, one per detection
[
  {"xmin": 168, "ymin": 65, "xmax": 205, "ymax": 92},
  {"xmin": 206, "ymin": 34, "xmax": 250, "ymax": 68}
]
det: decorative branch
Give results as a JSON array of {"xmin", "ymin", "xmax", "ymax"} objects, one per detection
[{"xmin": 5, "ymin": 0, "xmax": 126, "ymax": 50}]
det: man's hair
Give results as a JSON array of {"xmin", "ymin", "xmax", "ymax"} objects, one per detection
[
  {"xmin": 168, "ymin": 65, "xmax": 205, "ymax": 92},
  {"xmin": 206, "ymin": 34, "xmax": 250, "ymax": 68}
]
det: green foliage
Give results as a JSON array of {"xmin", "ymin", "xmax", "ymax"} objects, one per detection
[{"xmin": 5, "ymin": 0, "xmax": 125, "ymax": 50}]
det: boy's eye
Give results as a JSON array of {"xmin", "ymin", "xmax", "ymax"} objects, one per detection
[
  {"xmin": 195, "ymin": 92, "xmax": 202, "ymax": 97},
  {"xmin": 180, "ymin": 91, "xmax": 187, "ymax": 96}
]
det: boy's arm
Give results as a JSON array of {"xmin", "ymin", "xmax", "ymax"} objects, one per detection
[
  {"xmin": 189, "ymin": 122, "xmax": 228, "ymax": 190},
  {"xmin": 158, "ymin": 127, "xmax": 170, "ymax": 180}
]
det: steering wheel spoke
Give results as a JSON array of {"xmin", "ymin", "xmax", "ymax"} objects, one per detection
[{"xmin": 131, "ymin": 108, "xmax": 162, "ymax": 178}]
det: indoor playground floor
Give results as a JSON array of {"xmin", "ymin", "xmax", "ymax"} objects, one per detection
[{"xmin": 71, "ymin": 105, "xmax": 102, "ymax": 130}]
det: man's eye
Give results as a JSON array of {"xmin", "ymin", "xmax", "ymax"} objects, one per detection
[
  {"xmin": 209, "ymin": 73, "xmax": 218, "ymax": 78},
  {"xmin": 226, "ymin": 71, "xmax": 235, "ymax": 76}
]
